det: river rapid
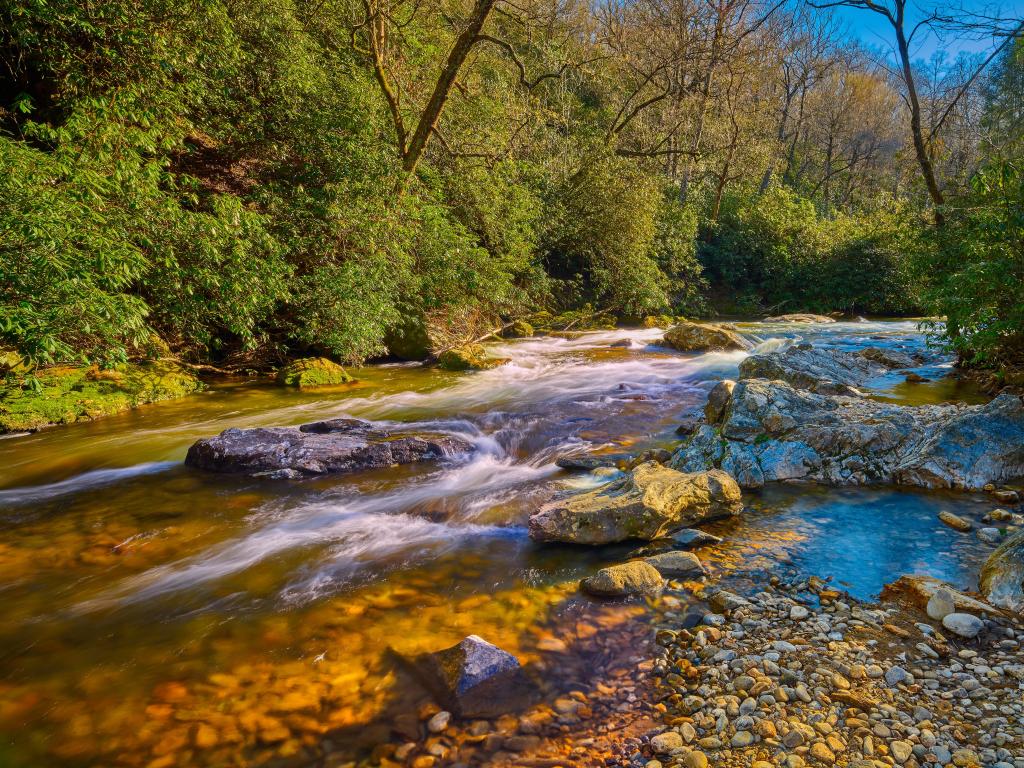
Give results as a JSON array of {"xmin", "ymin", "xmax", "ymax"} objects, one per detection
[{"xmin": 0, "ymin": 320, "xmax": 1000, "ymax": 768}]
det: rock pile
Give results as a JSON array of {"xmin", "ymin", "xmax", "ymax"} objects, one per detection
[{"xmin": 646, "ymin": 577, "xmax": 1024, "ymax": 768}]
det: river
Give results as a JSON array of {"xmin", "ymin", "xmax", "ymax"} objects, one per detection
[{"xmin": 0, "ymin": 320, "xmax": 999, "ymax": 768}]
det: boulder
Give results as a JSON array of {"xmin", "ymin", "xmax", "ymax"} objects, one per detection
[
  {"xmin": 671, "ymin": 379, "xmax": 1024, "ymax": 491},
  {"xmin": 506, "ymin": 320, "xmax": 534, "ymax": 338},
  {"xmin": 386, "ymin": 317, "xmax": 434, "ymax": 361},
  {"xmin": 403, "ymin": 635, "xmax": 534, "ymax": 718},
  {"xmin": 185, "ymin": 421, "xmax": 472, "ymax": 478},
  {"xmin": 763, "ymin": 314, "xmax": 836, "ymax": 323},
  {"xmin": 661, "ymin": 322, "xmax": 751, "ymax": 352},
  {"xmin": 643, "ymin": 551, "xmax": 706, "ymax": 578},
  {"xmin": 737, "ymin": 345, "xmax": 882, "ymax": 395},
  {"xmin": 858, "ymin": 346, "xmax": 918, "ymax": 369},
  {"xmin": 941, "ymin": 612, "xmax": 984, "ymax": 639},
  {"xmin": 581, "ymin": 561, "xmax": 664, "ymax": 597},
  {"xmin": 528, "ymin": 462, "xmax": 743, "ymax": 544},
  {"xmin": 437, "ymin": 344, "xmax": 510, "ymax": 372},
  {"xmin": 704, "ymin": 380, "xmax": 735, "ymax": 423},
  {"xmin": 276, "ymin": 357, "xmax": 352, "ymax": 388},
  {"xmin": 556, "ymin": 455, "xmax": 619, "ymax": 471},
  {"xmin": 980, "ymin": 529, "xmax": 1024, "ymax": 613}
]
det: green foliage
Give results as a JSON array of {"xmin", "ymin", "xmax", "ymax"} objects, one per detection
[
  {"xmin": 923, "ymin": 162, "xmax": 1024, "ymax": 366},
  {"xmin": 651, "ymin": 194, "xmax": 707, "ymax": 315},
  {"xmin": 700, "ymin": 186, "xmax": 923, "ymax": 315},
  {"xmin": 542, "ymin": 154, "xmax": 669, "ymax": 316}
]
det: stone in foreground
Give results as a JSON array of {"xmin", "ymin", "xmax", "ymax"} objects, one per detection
[
  {"xmin": 185, "ymin": 420, "xmax": 472, "ymax": 478},
  {"xmin": 980, "ymin": 529, "xmax": 1024, "ymax": 613},
  {"xmin": 581, "ymin": 561, "xmax": 663, "ymax": 597},
  {"xmin": 529, "ymin": 462, "xmax": 743, "ymax": 544},
  {"xmin": 276, "ymin": 357, "xmax": 352, "ymax": 388},
  {"xmin": 881, "ymin": 575, "xmax": 1004, "ymax": 617},
  {"xmin": 404, "ymin": 635, "xmax": 534, "ymax": 718},
  {"xmin": 661, "ymin": 321, "xmax": 751, "ymax": 352}
]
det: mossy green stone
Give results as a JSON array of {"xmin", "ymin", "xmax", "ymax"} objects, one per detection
[
  {"xmin": 0, "ymin": 361, "xmax": 203, "ymax": 433},
  {"xmin": 508, "ymin": 320, "xmax": 534, "ymax": 338},
  {"xmin": 437, "ymin": 345, "xmax": 508, "ymax": 372},
  {"xmin": 276, "ymin": 357, "xmax": 353, "ymax": 388}
]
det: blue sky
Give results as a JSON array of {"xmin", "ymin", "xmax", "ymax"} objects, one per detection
[{"xmin": 834, "ymin": 0, "xmax": 1024, "ymax": 63}]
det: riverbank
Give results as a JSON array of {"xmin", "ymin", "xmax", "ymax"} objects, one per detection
[{"xmin": 0, "ymin": 360, "xmax": 203, "ymax": 433}]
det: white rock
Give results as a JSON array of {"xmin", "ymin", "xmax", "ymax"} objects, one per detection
[
  {"xmin": 942, "ymin": 612, "xmax": 985, "ymax": 639},
  {"xmin": 926, "ymin": 587, "xmax": 956, "ymax": 620}
]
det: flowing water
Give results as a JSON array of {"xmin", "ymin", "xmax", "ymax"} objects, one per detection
[{"xmin": 0, "ymin": 321, "xmax": 997, "ymax": 768}]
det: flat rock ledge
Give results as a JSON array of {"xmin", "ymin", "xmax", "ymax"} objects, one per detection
[
  {"xmin": 184, "ymin": 418, "xmax": 473, "ymax": 479},
  {"xmin": 529, "ymin": 461, "xmax": 742, "ymax": 544},
  {"xmin": 673, "ymin": 346, "xmax": 1024, "ymax": 491}
]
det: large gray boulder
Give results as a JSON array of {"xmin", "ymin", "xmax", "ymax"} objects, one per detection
[
  {"xmin": 980, "ymin": 529, "xmax": 1024, "ymax": 613},
  {"xmin": 185, "ymin": 419, "xmax": 473, "ymax": 478},
  {"xmin": 529, "ymin": 461, "xmax": 742, "ymax": 544},
  {"xmin": 738, "ymin": 345, "xmax": 884, "ymax": 395},
  {"xmin": 672, "ymin": 379, "xmax": 1024, "ymax": 490},
  {"xmin": 403, "ymin": 635, "xmax": 534, "ymax": 717},
  {"xmin": 662, "ymin": 321, "xmax": 752, "ymax": 352}
]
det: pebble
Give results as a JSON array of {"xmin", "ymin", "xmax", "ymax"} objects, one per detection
[
  {"xmin": 426, "ymin": 710, "xmax": 450, "ymax": 733},
  {"xmin": 650, "ymin": 730, "xmax": 683, "ymax": 754}
]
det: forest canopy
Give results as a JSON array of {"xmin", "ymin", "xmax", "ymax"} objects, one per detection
[{"xmin": 0, "ymin": 0, "xmax": 1021, "ymax": 370}]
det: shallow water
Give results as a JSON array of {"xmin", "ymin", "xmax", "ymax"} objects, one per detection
[{"xmin": 0, "ymin": 320, "xmax": 995, "ymax": 767}]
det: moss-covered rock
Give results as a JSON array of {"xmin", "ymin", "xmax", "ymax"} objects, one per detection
[
  {"xmin": 385, "ymin": 317, "xmax": 434, "ymax": 361},
  {"xmin": 437, "ymin": 344, "xmax": 510, "ymax": 372},
  {"xmin": 0, "ymin": 361, "xmax": 203, "ymax": 433},
  {"xmin": 276, "ymin": 357, "xmax": 353, "ymax": 388},
  {"xmin": 642, "ymin": 314, "xmax": 673, "ymax": 328},
  {"xmin": 506, "ymin": 320, "xmax": 535, "ymax": 338},
  {"xmin": 662, "ymin": 321, "xmax": 751, "ymax": 352}
]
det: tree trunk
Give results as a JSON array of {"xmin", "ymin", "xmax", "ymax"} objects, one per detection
[
  {"xmin": 893, "ymin": 5, "xmax": 944, "ymax": 222},
  {"xmin": 392, "ymin": 0, "xmax": 498, "ymax": 195}
]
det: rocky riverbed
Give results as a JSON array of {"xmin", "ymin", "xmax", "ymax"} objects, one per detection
[{"xmin": 2, "ymin": 319, "xmax": 1022, "ymax": 768}]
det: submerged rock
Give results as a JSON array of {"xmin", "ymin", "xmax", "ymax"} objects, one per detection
[
  {"xmin": 276, "ymin": 357, "xmax": 352, "ymax": 388},
  {"xmin": 661, "ymin": 321, "xmax": 751, "ymax": 352},
  {"xmin": 185, "ymin": 420, "xmax": 472, "ymax": 478},
  {"xmin": 528, "ymin": 462, "xmax": 743, "ymax": 544},
  {"xmin": 938, "ymin": 511, "xmax": 972, "ymax": 532},
  {"xmin": 980, "ymin": 529, "xmax": 1024, "ymax": 613},
  {"xmin": 555, "ymin": 454, "xmax": 619, "ymax": 471},
  {"xmin": 403, "ymin": 635, "xmax": 534, "ymax": 718},
  {"xmin": 581, "ymin": 561, "xmax": 664, "ymax": 597},
  {"xmin": 672, "ymin": 377, "xmax": 1024, "ymax": 490},
  {"xmin": 436, "ymin": 344, "xmax": 509, "ymax": 372}
]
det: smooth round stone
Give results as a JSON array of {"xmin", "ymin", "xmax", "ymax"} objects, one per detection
[
  {"xmin": 942, "ymin": 613, "xmax": 985, "ymax": 639},
  {"xmin": 926, "ymin": 587, "xmax": 957, "ymax": 620},
  {"xmin": 650, "ymin": 731, "xmax": 684, "ymax": 754}
]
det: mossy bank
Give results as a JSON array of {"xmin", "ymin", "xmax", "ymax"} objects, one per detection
[{"xmin": 0, "ymin": 361, "xmax": 204, "ymax": 433}]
